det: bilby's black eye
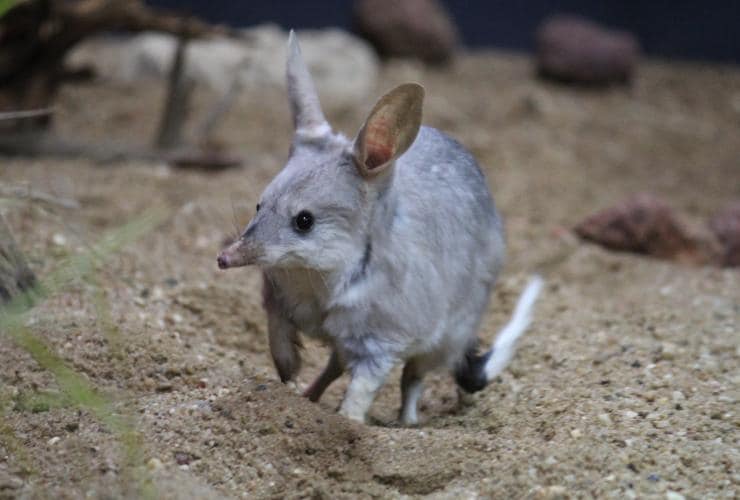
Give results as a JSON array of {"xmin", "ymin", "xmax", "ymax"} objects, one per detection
[
  {"xmin": 256, "ymin": 203, "xmax": 261, "ymax": 212},
  {"xmin": 293, "ymin": 210, "xmax": 314, "ymax": 233}
]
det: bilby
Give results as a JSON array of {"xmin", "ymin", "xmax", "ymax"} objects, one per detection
[{"xmin": 217, "ymin": 31, "xmax": 543, "ymax": 425}]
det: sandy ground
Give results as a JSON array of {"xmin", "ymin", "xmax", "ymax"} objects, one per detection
[{"xmin": 1, "ymin": 51, "xmax": 738, "ymax": 499}]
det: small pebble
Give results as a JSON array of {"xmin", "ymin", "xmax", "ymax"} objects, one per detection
[
  {"xmin": 147, "ymin": 458, "xmax": 164, "ymax": 471},
  {"xmin": 666, "ymin": 492, "xmax": 685, "ymax": 500},
  {"xmin": 47, "ymin": 436, "xmax": 61, "ymax": 445},
  {"xmin": 52, "ymin": 233, "xmax": 67, "ymax": 246},
  {"xmin": 156, "ymin": 383, "xmax": 173, "ymax": 393},
  {"xmin": 671, "ymin": 390, "xmax": 685, "ymax": 401},
  {"xmin": 570, "ymin": 428, "xmax": 582, "ymax": 438},
  {"xmin": 598, "ymin": 413, "xmax": 613, "ymax": 425}
]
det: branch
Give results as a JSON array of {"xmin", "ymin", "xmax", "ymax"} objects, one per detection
[
  {"xmin": 53, "ymin": 0, "xmax": 225, "ymax": 51},
  {"xmin": 0, "ymin": 108, "xmax": 54, "ymax": 120},
  {"xmin": 155, "ymin": 34, "xmax": 192, "ymax": 150}
]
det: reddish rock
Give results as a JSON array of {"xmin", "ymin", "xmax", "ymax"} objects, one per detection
[
  {"xmin": 536, "ymin": 15, "xmax": 640, "ymax": 85},
  {"xmin": 353, "ymin": 0, "xmax": 459, "ymax": 64},
  {"xmin": 574, "ymin": 194, "xmax": 704, "ymax": 264},
  {"xmin": 708, "ymin": 201, "xmax": 740, "ymax": 267}
]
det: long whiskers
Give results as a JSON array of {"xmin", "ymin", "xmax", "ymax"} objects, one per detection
[{"xmin": 229, "ymin": 193, "xmax": 243, "ymax": 242}]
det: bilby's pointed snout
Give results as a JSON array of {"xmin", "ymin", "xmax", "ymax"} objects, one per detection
[{"xmin": 217, "ymin": 237, "xmax": 254, "ymax": 270}]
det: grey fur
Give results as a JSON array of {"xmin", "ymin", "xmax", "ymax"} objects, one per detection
[{"xmin": 217, "ymin": 31, "xmax": 541, "ymax": 425}]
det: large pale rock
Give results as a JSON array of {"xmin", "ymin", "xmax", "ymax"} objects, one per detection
[
  {"xmin": 536, "ymin": 15, "xmax": 640, "ymax": 85},
  {"xmin": 353, "ymin": 0, "xmax": 458, "ymax": 64},
  {"xmin": 67, "ymin": 25, "xmax": 379, "ymax": 109}
]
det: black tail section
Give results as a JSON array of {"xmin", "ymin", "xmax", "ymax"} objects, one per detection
[{"xmin": 454, "ymin": 346, "xmax": 491, "ymax": 394}]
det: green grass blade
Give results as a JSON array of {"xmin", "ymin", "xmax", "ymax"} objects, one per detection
[{"xmin": 0, "ymin": 208, "xmax": 168, "ymax": 499}]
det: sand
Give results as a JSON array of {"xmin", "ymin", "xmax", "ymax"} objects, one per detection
[{"xmin": 0, "ymin": 50, "xmax": 738, "ymax": 499}]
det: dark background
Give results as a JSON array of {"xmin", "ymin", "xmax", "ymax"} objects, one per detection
[{"xmin": 150, "ymin": 0, "xmax": 739, "ymax": 63}]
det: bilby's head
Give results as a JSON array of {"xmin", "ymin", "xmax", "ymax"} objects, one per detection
[{"xmin": 217, "ymin": 31, "xmax": 423, "ymax": 273}]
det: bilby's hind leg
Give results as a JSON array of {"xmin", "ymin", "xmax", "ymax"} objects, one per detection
[
  {"xmin": 303, "ymin": 349, "xmax": 343, "ymax": 402},
  {"xmin": 400, "ymin": 358, "xmax": 425, "ymax": 426}
]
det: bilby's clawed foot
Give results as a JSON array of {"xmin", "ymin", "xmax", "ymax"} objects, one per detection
[
  {"xmin": 399, "ymin": 411, "xmax": 420, "ymax": 427},
  {"xmin": 338, "ymin": 405, "xmax": 367, "ymax": 423},
  {"xmin": 456, "ymin": 387, "xmax": 475, "ymax": 409},
  {"xmin": 399, "ymin": 359, "xmax": 424, "ymax": 427}
]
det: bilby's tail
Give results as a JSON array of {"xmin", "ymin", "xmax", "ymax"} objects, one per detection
[{"xmin": 455, "ymin": 276, "xmax": 544, "ymax": 393}]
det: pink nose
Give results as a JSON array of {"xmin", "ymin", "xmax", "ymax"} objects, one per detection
[{"xmin": 217, "ymin": 254, "xmax": 229, "ymax": 269}]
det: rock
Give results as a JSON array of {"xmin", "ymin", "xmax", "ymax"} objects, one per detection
[
  {"xmin": 597, "ymin": 413, "xmax": 613, "ymax": 426},
  {"xmin": 574, "ymin": 194, "xmax": 705, "ymax": 264},
  {"xmin": 708, "ymin": 201, "xmax": 740, "ymax": 267},
  {"xmin": 532, "ymin": 485, "xmax": 568, "ymax": 500},
  {"xmin": 147, "ymin": 457, "xmax": 164, "ymax": 471},
  {"xmin": 353, "ymin": 0, "xmax": 458, "ymax": 63},
  {"xmin": 51, "ymin": 233, "xmax": 67, "ymax": 246},
  {"xmin": 536, "ymin": 15, "xmax": 640, "ymax": 85},
  {"xmin": 174, "ymin": 451, "xmax": 197, "ymax": 466},
  {"xmin": 67, "ymin": 25, "xmax": 378, "ymax": 110},
  {"xmin": 296, "ymin": 28, "xmax": 380, "ymax": 108},
  {"xmin": 666, "ymin": 492, "xmax": 686, "ymax": 500}
]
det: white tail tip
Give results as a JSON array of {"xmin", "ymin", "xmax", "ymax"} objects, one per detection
[{"xmin": 484, "ymin": 275, "xmax": 544, "ymax": 381}]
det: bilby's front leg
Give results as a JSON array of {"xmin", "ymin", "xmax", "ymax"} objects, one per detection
[
  {"xmin": 304, "ymin": 349, "xmax": 343, "ymax": 402},
  {"xmin": 263, "ymin": 274, "xmax": 301, "ymax": 382},
  {"xmin": 339, "ymin": 357, "xmax": 395, "ymax": 423},
  {"xmin": 267, "ymin": 312, "xmax": 301, "ymax": 382}
]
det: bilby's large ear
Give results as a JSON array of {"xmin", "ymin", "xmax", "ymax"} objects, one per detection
[
  {"xmin": 286, "ymin": 30, "xmax": 330, "ymax": 138},
  {"xmin": 353, "ymin": 83, "xmax": 424, "ymax": 177}
]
